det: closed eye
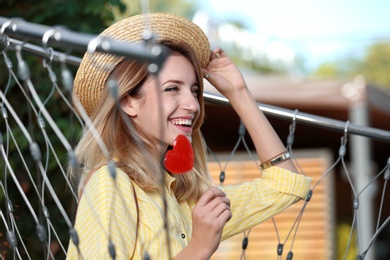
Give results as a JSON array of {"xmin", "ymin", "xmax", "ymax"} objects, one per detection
[{"xmin": 164, "ymin": 86, "xmax": 179, "ymax": 92}]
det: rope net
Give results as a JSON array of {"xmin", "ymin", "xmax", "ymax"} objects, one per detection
[{"xmin": 0, "ymin": 18, "xmax": 390, "ymax": 260}]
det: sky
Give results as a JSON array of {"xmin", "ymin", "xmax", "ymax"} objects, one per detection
[{"xmin": 197, "ymin": 0, "xmax": 390, "ymax": 70}]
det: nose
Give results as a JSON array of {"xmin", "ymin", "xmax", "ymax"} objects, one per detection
[{"xmin": 181, "ymin": 89, "xmax": 199, "ymax": 112}]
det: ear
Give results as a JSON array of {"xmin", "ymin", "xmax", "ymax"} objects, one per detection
[{"xmin": 121, "ymin": 95, "xmax": 140, "ymax": 117}]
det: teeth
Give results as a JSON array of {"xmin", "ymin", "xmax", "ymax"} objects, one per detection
[{"xmin": 172, "ymin": 119, "xmax": 192, "ymax": 126}]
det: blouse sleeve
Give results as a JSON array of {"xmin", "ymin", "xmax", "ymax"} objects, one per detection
[
  {"xmin": 66, "ymin": 166, "xmax": 138, "ymax": 259},
  {"xmin": 219, "ymin": 166, "xmax": 311, "ymax": 240}
]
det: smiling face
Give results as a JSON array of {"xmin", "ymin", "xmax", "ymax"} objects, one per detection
[{"xmin": 121, "ymin": 53, "xmax": 200, "ymax": 152}]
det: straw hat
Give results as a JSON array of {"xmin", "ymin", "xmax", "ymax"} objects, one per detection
[{"xmin": 73, "ymin": 13, "xmax": 210, "ymax": 116}]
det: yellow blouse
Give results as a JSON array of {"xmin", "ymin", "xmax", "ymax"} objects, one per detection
[{"xmin": 66, "ymin": 165, "xmax": 311, "ymax": 259}]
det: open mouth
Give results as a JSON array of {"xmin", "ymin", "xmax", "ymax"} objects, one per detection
[{"xmin": 171, "ymin": 118, "xmax": 193, "ymax": 128}]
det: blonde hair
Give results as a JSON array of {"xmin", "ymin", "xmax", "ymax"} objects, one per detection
[{"xmin": 70, "ymin": 41, "xmax": 213, "ymax": 201}]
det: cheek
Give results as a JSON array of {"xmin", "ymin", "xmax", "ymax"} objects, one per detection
[
  {"xmin": 157, "ymin": 96, "xmax": 178, "ymax": 114},
  {"xmin": 141, "ymin": 98, "xmax": 166, "ymax": 124}
]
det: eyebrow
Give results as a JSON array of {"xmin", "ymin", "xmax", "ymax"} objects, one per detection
[{"xmin": 161, "ymin": 79, "xmax": 198, "ymax": 86}]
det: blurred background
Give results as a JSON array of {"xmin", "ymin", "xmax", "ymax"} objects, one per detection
[
  {"xmin": 2, "ymin": 0, "xmax": 390, "ymax": 79},
  {"xmin": 1, "ymin": 0, "xmax": 390, "ymax": 259}
]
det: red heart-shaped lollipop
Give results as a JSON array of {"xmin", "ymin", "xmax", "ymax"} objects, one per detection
[{"xmin": 163, "ymin": 135, "xmax": 194, "ymax": 174}]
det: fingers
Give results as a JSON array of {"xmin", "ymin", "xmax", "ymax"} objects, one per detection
[
  {"xmin": 202, "ymin": 68, "xmax": 210, "ymax": 80},
  {"xmin": 190, "ymin": 187, "xmax": 232, "ymax": 255},
  {"xmin": 207, "ymin": 196, "xmax": 230, "ymax": 217},
  {"xmin": 210, "ymin": 48, "xmax": 225, "ymax": 59},
  {"xmin": 215, "ymin": 47, "xmax": 227, "ymax": 57},
  {"xmin": 218, "ymin": 206, "xmax": 232, "ymax": 222},
  {"xmin": 210, "ymin": 50, "xmax": 218, "ymax": 60},
  {"xmin": 202, "ymin": 47, "xmax": 228, "ymax": 81},
  {"xmin": 195, "ymin": 186, "xmax": 232, "ymax": 222},
  {"xmin": 213, "ymin": 197, "xmax": 232, "ymax": 222},
  {"xmin": 196, "ymin": 186, "xmax": 226, "ymax": 207},
  {"xmin": 204, "ymin": 47, "xmax": 227, "ymax": 80}
]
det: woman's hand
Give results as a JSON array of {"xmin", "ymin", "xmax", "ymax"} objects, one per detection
[
  {"xmin": 203, "ymin": 48, "xmax": 247, "ymax": 99},
  {"xmin": 176, "ymin": 186, "xmax": 231, "ymax": 259}
]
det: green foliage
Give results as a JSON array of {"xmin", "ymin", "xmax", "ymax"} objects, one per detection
[
  {"xmin": 1, "ymin": 1, "xmax": 126, "ymax": 258},
  {"xmin": 355, "ymin": 42, "xmax": 390, "ymax": 88},
  {"xmin": 0, "ymin": 0, "xmax": 126, "ymax": 33},
  {"xmin": 116, "ymin": 0, "xmax": 197, "ymax": 19},
  {"xmin": 315, "ymin": 62, "xmax": 342, "ymax": 77},
  {"xmin": 314, "ymin": 42, "xmax": 390, "ymax": 89}
]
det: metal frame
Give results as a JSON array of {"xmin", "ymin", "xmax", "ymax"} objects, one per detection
[{"xmin": 1, "ymin": 16, "xmax": 390, "ymax": 143}]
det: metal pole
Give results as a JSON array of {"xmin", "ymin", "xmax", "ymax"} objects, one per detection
[
  {"xmin": 2, "ymin": 17, "xmax": 390, "ymax": 143},
  {"xmin": 350, "ymin": 100, "xmax": 375, "ymax": 259},
  {"xmin": 5, "ymin": 37, "xmax": 82, "ymax": 66},
  {"xmin": 0, "ymin": 17, "xmax": 169, "ymax": 67},
  {"xmin": 203, "ymin": 92, "xmax": 390, "ymax": 143}
]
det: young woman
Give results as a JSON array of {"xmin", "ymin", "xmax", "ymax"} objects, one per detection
[{"xmin": 66, "ymin": 13, "xmax": 311, "ymax": 259}]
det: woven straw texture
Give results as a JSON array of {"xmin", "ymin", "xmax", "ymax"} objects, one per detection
[{"xmin": 73, "ymin": 13, "xmax": 210, "ymax": 116}]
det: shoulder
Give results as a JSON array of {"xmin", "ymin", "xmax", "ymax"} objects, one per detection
[
  {"xmin": 80, "ymin": 164, "xmax": 135, "ymax": 200},
  {"xmin": 91, "ymin": 165, "xmax": 133, "ymax": 184}
]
